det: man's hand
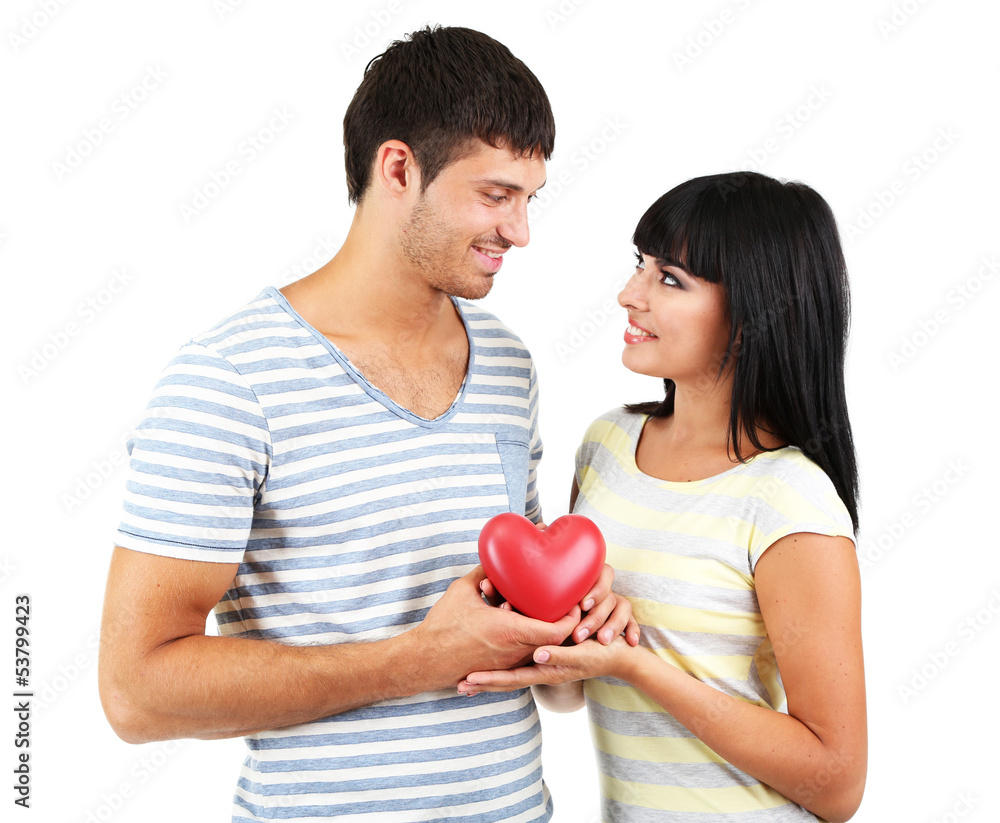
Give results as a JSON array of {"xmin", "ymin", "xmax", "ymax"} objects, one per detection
[{"xmin": 411, "ymin": 566, "xmax": 582, "ymax": 692}]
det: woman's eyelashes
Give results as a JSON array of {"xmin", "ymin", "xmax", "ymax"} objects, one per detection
[
  {"xmin": 634, "ymin": 252, "xmax": 682, "ymax": 288},
  {"xmin": 659, "ymin": 268, "xmax": 681, "ymax": 287}
]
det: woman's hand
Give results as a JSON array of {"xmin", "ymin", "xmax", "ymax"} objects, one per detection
[
  {"xmin": 480, "ymin": 563, "xmax": 640, "ymax": 646},
  {"xmin": 457, "ymin": 634, "xmax": 637, "ymax": 696},
  {"xmin": 575, "ymin": 563, "xmax": 640, "ymax": 645}
]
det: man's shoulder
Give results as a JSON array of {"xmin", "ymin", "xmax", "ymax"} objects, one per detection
[
  {"xmin": 456, "ymin": 299, "xmax": 531, "ymax": 354},
  {"xmin": 184, "ymin": 287, "xmax": 304, "ymax": 357}
]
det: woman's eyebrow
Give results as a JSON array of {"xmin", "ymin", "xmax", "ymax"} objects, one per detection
[{"xmin": 657, "ymin": 255, "xmax": 693, "ymax": 274}]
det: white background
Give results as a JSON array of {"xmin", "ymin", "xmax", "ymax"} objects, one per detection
[{"xmin": 3, "ymin": 1, "xmax": 998, "ymax": 821}]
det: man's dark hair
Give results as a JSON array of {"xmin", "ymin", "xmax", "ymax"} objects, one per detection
[{"xmin": 343, "ymin": 25, "xmax": 556, "ymax": 205}]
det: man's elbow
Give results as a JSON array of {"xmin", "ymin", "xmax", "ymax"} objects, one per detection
[{"xmin": 98, "ymin": 668, "xmax": 165, "ymax": 745}]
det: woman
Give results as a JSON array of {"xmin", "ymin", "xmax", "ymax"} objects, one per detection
[{"xmin": 460, "ymin": 172, "xmax": 867, "ymax": 822}]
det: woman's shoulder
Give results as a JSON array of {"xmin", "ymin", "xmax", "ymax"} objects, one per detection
[
  {"xmin": 744, "ymin": 447, "xmax": 856, "ymax": 560},
  {"xmin": 580, "ymin": 405, "xmax": 645, "ymax": 444},
  {"xmin": 752, "ymin": 446, "xmax": 840, "ymax": 492},
  {"xmin": 574, "ymin": 406, "xmax": 644, "ymax": 473}
]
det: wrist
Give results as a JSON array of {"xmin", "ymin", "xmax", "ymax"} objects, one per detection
[
  {"xmin": 384, "ymin": 628, "xmax": 439, "ymax": 696},
  {"xmin": 390, "ymin": 621, "xmax": 475, "ymax": 696},
  {"xmin": 349, "ymin": 629, "xmax": 436, "ymax": 703},
  {"xmin": 609, "ymin": 640, "xmax": 646, "ymax": 684}
]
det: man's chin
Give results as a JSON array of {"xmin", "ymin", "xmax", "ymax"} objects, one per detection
[{"xmin": 446, "ymin": 274, "xmax": 495, "ymax": 301}]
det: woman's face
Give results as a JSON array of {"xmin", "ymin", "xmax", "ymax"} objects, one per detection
[{"xmin": 617, "ymin": 252, "xmax": 733, "ymax": 391}]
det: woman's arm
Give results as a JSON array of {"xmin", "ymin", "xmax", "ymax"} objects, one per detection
[{"xmin": 461, "ymin": 531, "xmax": 867, "ymax": 822}]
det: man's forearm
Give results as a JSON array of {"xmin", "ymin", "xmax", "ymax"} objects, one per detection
[
  {"xmin": 102, "ymin": 630, "xmax": 430, "ymax": 743},
  {"xmin": 100, "ymin": 562, "xmax": 580, "ymax": 745}
]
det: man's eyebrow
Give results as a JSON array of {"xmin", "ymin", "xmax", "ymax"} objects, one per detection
[{"xmin": 476, "ymin": 177, "xmax": 547, "ymax": 193}]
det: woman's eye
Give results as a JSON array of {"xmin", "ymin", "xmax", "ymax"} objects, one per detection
[
  {"xmin": 633, "ymin": 252, "xmax": 645, "ymax": 270},
  {"xmin": 659, "ymin": 270, "xmax": 681, "ymax": 287}
]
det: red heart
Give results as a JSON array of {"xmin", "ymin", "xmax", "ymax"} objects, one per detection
[{"xmin": 478, "ymin": 513, "xmax": 607, "ymax": 623}]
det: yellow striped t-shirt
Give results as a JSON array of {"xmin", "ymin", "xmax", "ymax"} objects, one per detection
[{"xmin": 574, "ymin": 407, "xmax": 855, "ymax": 822}]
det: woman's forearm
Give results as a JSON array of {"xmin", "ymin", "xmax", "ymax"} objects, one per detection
[{"xmin": 616, "ymin": 648, "xmax": 866, "ymax": 823}]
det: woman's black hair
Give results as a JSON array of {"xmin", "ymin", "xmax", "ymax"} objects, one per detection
[{"xmin": 628, "ymin": 171, "xmax": 859, "ymax": 533}]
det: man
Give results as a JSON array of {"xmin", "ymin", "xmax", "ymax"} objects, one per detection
[{"xmin": 99, "ymin": 26, "xmax": 632, "ymax": 822}]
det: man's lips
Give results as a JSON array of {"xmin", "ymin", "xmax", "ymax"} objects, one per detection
[{"xmin": 472, "ymin": 245, "xmax": 506, "ymax": 272}]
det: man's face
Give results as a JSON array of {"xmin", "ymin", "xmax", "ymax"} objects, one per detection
[{"xmin": 399, "ymin": 141, "xmax": 547, "ymax": 300}]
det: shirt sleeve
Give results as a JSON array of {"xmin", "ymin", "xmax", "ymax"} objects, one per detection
[
  {"xmin": 574, "ymin": 408, "xmax": 622, "ymax": 491},
  {"xmin": 748, "ymin": 454, "xmax": 856, "ymax": 573},
  {"xmin": 115, "ymin": 342, "xmax": 272, "ymax": 563}
]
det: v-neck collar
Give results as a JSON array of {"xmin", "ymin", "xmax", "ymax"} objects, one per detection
[{"xmin": 265, "ymin": 286, "xmax": 475, "ymax": 428}]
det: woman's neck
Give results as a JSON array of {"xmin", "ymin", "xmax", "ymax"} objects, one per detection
[{"xmin": 636, "ymin": 378, "xmax": 786, "ymax": 483}]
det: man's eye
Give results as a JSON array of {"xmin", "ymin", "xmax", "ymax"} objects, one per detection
[{"xmin": 487, "ymin": 194, "xmax": 508, "ymax": 203}]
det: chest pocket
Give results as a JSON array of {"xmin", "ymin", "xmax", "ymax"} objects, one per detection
[{"xmin": 495, "ymin": 438, "xmax": 530, "ymax": 516}]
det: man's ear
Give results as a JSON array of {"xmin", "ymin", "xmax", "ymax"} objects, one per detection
[{"xmin": 374, "ymin": 139, "xmax": 420, "ymax": 200}]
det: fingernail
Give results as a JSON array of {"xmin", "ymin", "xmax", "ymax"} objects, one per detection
[
  {"xmin": 576, "ymin": 628, "xmax": 589, "ymax": 641},
  {"xmin": 600, "ymin": 629, "xmax": 612, "ymax": 643},
  {"xmin": 583, "ymin": 598, "xmax": 595, "ymax": 611},
  {"xmin": 536, "ymin": 650, "xmax": 550, "ymax": 663}
]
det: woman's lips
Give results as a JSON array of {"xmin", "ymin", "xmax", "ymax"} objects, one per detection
[{"xmin": 624, "ymin": 321, "xmax": 657, "ymax": 344}]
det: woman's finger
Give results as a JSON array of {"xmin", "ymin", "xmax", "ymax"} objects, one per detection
[
  {"xmin": 573, "ymin": 590, "xmax": 616, "ymax": 643},
  {"xmin": 579, "ymin": 563, "xmax": 615, "ymax": 611}
]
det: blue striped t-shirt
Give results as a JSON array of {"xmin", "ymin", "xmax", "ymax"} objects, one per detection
[{"xmin": 115, "ymin": 287, "xmax": 552, "ymax": 822}]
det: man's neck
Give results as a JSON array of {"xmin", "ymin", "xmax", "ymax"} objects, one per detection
[
  {"xmin": 278, "ymin": 219, "xmax": 471, "ymax": 419},
  {"xmin": 280, "ymin": 218, "xmax": 458, "ymax": 352}
]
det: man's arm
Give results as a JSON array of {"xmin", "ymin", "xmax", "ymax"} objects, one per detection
[{"xmin": 98, "ymin": 546, "xmax": 579, "ymax": 744}]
